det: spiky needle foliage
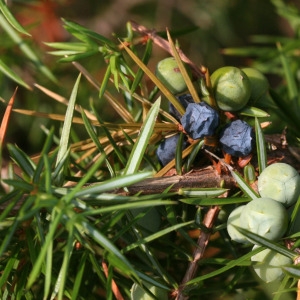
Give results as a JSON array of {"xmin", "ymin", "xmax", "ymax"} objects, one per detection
[{"xmin": 0, "ymin": 1, "xmax": 300, "ymax": 300}]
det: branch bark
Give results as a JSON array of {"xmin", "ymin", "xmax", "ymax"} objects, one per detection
[
  {"xmin": 119, "ymin": 166, "xmax": 236, "ymax": 195},
  {"xmin": 176, "ymin": 206, "xmax": 220, "ymax": 300}
]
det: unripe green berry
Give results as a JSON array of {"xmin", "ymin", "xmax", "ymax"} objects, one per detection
[
  {"xmin": 241, "ymin": 67, "xmax": 277, "ymax": 110},
  {"xmin": 210, "ymin": 66, "xmax": 251, "ymax": 111},
  {"xmin": 239, "ymin": 198, "xmax": 288, "ymax": 242},
  {"xmin": 156, "ymin": 57, "xmax": 189, "ymax": 94},
  {"xmin": 251, "ymin": 245, "xmax": 292, "ymax": 282},
  {"xmin": 241, "ymin": 68, "xmax": 269, "ymax": 104},
  {"xmin": 131, "ymin": 281, "xmax": 168, "ymax": 300},
  {"xmin": 227, "ymin": 205, "xmax": 249, "ymax": 244},
  {"xmin": 258, "ymin": 163, "xmax": 300, "ymax": 207},
  {"xmin": 217, "ymin": 207, "xmax": 229, "ymax": 223},
  {"xmin": 240, "ymin": 67, "xmax": 281, "ymax": 133}
]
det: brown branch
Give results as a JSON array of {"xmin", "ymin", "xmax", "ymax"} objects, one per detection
[
  {"xmin": 175, "ymin": 206, "xmax": 220, "ymax": 300},
  {"xmin": 102, "ymin": 260, "xmax": 125, "ymax": 300},
  {"xmin": 0, "ymin": 166, "xmax": 234, "ymax": 212},
  {"xmin": 120, "ymin": 166, "xmax": 236, "ymax": 195}
]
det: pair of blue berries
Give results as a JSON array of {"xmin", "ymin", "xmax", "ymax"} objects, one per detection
[{"xmin": 156, "ymin": 94, "xmax": 254, "ymax": 166}]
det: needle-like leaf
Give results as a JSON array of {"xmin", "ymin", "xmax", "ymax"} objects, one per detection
[
  {"xmin": 55, "ymin": 73, "xmax": 81, "ymax": 185},
  {"xmin": 124, "ymin": 98, "xmax": 161, "ymax": 175}
]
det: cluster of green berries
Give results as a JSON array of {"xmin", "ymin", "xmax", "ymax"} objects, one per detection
[{"xmin": 227, "ymin": 163, "xmax": 300, "ymax": 282}]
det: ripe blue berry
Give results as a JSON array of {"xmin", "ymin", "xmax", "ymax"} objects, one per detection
[
  {"xmin": 169, "ymin": 93, "xmax": 194, "ymax": 121},
  {"xmin": 181, "ymin": 102, "xmax": 219, "ymax": 139},
  {"xmin": 219, "ymin": 119, "xmax": 254, "ymax": 157},
  {"xmin": 156, "ymin": 133, "xmax": 187, "ymax": 166}
]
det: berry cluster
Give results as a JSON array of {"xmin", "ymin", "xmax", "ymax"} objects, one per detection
[
  {"xmin": 155, "ymin": 58, "xmax": 264, "ymax": 166},
  {"xmin": 227, "ymin": 163, "xmax": 300, "ymax": 282},
  {"xmin": 153, "ymin": 57, "xmax": 300, "ymax": 284}
]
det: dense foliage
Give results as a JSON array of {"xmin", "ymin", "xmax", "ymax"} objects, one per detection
[{"xmin": 0, "ymin": 1, "xmax": 300, "ymax": 299}]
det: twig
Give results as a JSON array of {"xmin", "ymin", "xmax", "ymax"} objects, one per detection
[
  {"xmin": 174, "ymin": 151, "xmax": 234, "ymax": 299},
  {"xmin": 175, "ymin": 205, "xmax": 220, "ymax": 300},
  {"xmin": 118, "ymin": 166, "xmax": 236, "ymax": 195},
  {"xmin": 129, "ymin": 20, "xmax": 205, "ymax": 79},
  {"xmin": 102, "ymin": 260, "xmax": 125, "ymax": 300}
]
